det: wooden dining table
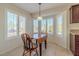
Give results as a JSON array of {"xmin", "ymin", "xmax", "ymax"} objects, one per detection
[{"xmin": 32, "ymin": 33, "xmax": 47, "ymax": 56}]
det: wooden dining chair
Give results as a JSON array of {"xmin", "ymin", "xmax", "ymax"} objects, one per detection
[{"xmin": 21, "ymin": 33, "xmax": 38, "ymax": 56}]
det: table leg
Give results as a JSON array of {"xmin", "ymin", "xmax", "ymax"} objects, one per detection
[
  {"xmin": 39, "ymin": 43, "xmax": 42, "ymax": 56},
  {"xmin": 45, "ymin": 39, "xmax": 47, "ymax": 49},
  {"xmin": 36, "ymin": 40, "xmax": 38, "ymax": 46}
]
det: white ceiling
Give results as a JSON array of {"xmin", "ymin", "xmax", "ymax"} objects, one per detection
[{"xmin": 14, "ymin": 3, "xmax": 76, "ymax": 13}]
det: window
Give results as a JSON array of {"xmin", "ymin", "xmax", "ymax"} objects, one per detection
[
  {"xmin": 33, "ymin": 17, "xmax": 54, "ymax": 34},
  {"xmin": 19, "ymin": 16, "xmax": 26, "ymax": 35},
  {"xmin": 7, "ymin": 11, "xmax": 26, "ymax": 38},
  {"xmin": 41, "ymin": 19, "xmax": 46, "ymax": 33},
  {"xmin": 56, "ymin": 15, "xmax": 63, "ymax": 35},
  {"xmin": 47, "ymin": 17, "xmax": 54, "ymax": 33},
  {"xmin": 7, "ymin": 11, "xmax": 18, "ymax": 37},
  {"xmin": 33, "ymin": 20, "xmax": 38, "ymax": 33}
]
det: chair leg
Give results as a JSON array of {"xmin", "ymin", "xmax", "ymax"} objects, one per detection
[
  {"xmin": 29, "ymin": 50, "xmax": 31, "ymax": 56},
  {"xmin": 36, "ymin": 49, "xmax": 38, "ymax": 56},
  {"xmin": 23, "ymin": 49, "xmax": 25, "ymax": 56}
]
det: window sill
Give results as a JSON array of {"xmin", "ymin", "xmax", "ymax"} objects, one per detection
[
  {"xmin": 6, "ymin": 36, "xmax": 19, "ymax": 40},
  {"xmin": 56, "ymin": 34, "xmax": 64, "ymax": 39}
]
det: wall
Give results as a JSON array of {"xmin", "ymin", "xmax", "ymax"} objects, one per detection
[
  {"xmin": 53, "ymin": 7, "xmax": 79, "ymax": 50},
  {"xmin": 67, "ymin": 7, "xmax": 79, "ymax": 50},
  {"xmin": 32, "ymin": 5, "xmax": 71, "ymax": 18},
  {"xmin": 0, "ymin": 4, "xmax": 32, "ymax": 54},
  {"xmin": 52, "ymin": 5, "xmax": 79, "ymax": 50},
  {"xmin": 69, "ymin": 23, "xmax": 79, "ymax": 30},
  {"xmin": 48, "ymin": 10, "xmax": 69, "ymax": 49},
  {"xmin": 54, "ymin": 10, "xmax": 70, "ymax": 49}
]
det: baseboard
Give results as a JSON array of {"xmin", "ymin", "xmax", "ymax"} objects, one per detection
[{"xmin": 48, "ymin": 40, "xmax": 70, "ymax": 51}]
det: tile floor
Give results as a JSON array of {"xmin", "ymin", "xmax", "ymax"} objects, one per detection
[{"xmin": 0, "ymin": 43, "xmax": 73, "ymax": 56}]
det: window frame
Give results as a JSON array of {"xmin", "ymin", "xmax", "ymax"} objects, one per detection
[
  {"xmin": 41, "ymin": 19, "xmax": 47, "ymax": 33},
  {"xmin": 19, "ymin": 15, "xmax": 26, "ymax": 35},
  {"xmin": 33, "ymin": 19, "xmax": 39, "ymax": 34},
  {"xmin": 46, "ymin": 17, "xmax": 54, "ymax": 34},
  {"xmin": 33, "ymin": 17, "xmax": 54, "ymax": 34},
  {"xmin": 5, "ymin": 10, "xmax": 18, "ymax": 40},
  {"xmin": 56, "ymin": 14, "xmax": 64, "ymax": 37},
  {"xmin": 5, "ymin": 9, "xmax": 26, "ymax": 40}
]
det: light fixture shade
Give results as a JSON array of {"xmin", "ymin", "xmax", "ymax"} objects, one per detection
[{"xmin": 37, "ymin": 16, "xmax": 43, "ymax": 21}]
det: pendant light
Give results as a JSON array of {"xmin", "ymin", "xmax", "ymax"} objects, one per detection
[{"xmin": 37, "ymin": 3, "xmax": 43, "ymax": 20}]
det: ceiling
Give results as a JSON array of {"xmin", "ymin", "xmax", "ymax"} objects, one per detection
[{"xmin": 14, "ymin": 3, "xmax": 76, "ymax": 13}]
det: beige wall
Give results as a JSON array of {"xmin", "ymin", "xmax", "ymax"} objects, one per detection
[
  {"xmin": 69, "ymin": 23, "xmax": 79, "ymax": 30},
  {"xmin": 54, "ymin": 7, "xmax": 79, "ymax": 50},
  {"xmin": 48, "ymin": 10, "xmax": 69, "ymax": 49},
  {"xmin": 32, "ymin": 5, "xmax": 70, "ymax": 18},
  {"xmin": 0, "ymin": 4, "xmax": 32, "ymax": 54},
  {"xmin": 67, "ymin": 8, "xmax": 79, "ymax": 50}
]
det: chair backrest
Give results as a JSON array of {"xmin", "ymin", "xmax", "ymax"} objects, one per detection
[{"xmin": 21, "ymin": 33, "xmax": 33, "ymax": 49}]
